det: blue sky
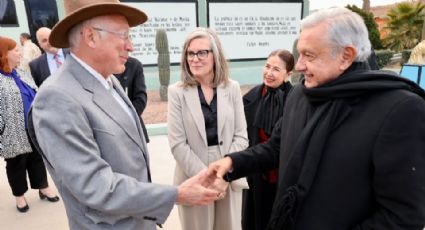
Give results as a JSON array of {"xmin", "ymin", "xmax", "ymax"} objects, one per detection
[{"xmin": 309, "ymin": 0, "xmax": 406, "ymax": 10}]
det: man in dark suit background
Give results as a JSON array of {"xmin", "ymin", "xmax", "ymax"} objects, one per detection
[
  {"xmin": 114, "ymin": 56, "xmax": 150, "ymax": 142},
  {"xmin": 29, "ymin": 27, "xmax": 69, "ymax": 87}
]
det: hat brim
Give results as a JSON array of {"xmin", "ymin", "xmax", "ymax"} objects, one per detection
[{"xmin": 50, "ymin": 3, "xmax": 147, "ymax": 48}]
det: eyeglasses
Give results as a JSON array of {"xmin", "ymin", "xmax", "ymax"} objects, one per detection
[
  {"xmin": 91, "ymin": 27, "xmax": 131, "ymax": 41},
  {"xmin": 187, "ymin": 50, "xmax": 212, "ymax": 60}
]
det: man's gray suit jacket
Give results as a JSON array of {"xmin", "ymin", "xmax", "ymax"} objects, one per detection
[{"xmin": 32, "ymin": 55, "xmax": 177, "ymax": 230}]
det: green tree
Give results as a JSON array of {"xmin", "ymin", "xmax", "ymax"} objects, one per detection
[
  {"xmin": 383, "ymin": 2, "xmax": 425, "ymax": 52},
  {"xmin": 346, "ymin": 5, "xmax": 383, "ymax": 49}
]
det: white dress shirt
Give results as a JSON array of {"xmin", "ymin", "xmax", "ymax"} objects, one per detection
[{"xmin": 46, "ymin": 49, "xmax": 65, "ymax": 74}]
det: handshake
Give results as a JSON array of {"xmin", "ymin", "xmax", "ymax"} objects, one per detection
[{"xmin": 175, "ymin": 157, "xmax": 233, "ymax": 206}]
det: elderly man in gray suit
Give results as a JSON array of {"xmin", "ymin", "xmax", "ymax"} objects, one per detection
[{"xmin": 31, "ymin": 0, "xmax": 224, "ymax": 229}]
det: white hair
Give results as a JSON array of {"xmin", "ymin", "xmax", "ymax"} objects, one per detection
[
  {"xmin": 68, "ymin": 23, "xmax": 84, "ymax": 49},
  {"xmin": 301, "ymin": 7, "xmax": 371, "ymax": 61},
  {"xmin": 68, "ymin": 16, "xmax": 108, "ymax": 49}
]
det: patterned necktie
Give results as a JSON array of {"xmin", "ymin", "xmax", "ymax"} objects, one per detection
[
  {"xmin": 53, "ymin": 53, "xmax": 62, "ymax": 68},
  {"xmin": 107, "ymin": 79, "xmax": 114, "ymax": 93}
]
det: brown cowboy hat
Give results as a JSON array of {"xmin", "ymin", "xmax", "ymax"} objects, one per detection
[{"xmin": 49, "ymin": 0, "xmax": 147, "ymax": 48}]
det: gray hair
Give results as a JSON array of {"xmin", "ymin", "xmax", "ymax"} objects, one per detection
[
  {"xmin": 301, "ymin": 7, "xmax": 371, "ymax": 61},
  {"xmin": 68, "ymin": 23, "xmax": 84, "ymax": 49},
  {"xmin": 180, "ymin": 27, "xmax": 229, "ymax": 88},
  {"xmin": 68, "ymin": 16, "xmax": 108, "ymax": 49}
]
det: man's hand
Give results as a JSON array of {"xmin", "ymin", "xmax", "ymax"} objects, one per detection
[
  {"xmin": 176, "ymin": 157, "xmax": 234, "ymax": 205},
  {"xmin": 207, "ymin": 156, "xmax": 233, "ymax": 179},
  {"xmin": 176, "ymin": 169, "xmax": 219, "ymax": 206}
]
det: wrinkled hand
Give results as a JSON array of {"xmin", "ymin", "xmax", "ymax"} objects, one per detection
[
  {"xmin": 176, "ymin": 169, "xmax": 219, "ymax": 206},
  {"xmin": 207, "ymin": 175, "xmax": 228, "ymax": 193},
  {"xmin": 206, "ymin": 157, "xmax": 233, "ymax": 200},
  {"xmin": 207, "ymin": 174, "xmax": 229, "ymax": 200}
]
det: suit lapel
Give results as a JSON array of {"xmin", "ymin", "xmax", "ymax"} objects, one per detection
[
  {"xmin": 93, "ymin": 79, "xmax": 152, "ymax": 181},
  {"xmin": 217, "ymin": 84, "xmax": 229, "ymax": 138},
  {"xmin": 110, "ymin": 76, "xmax": 147, "ymax": 147},
  {"xmin": 41, "ymin": 54, "xmax": 51, "ymax": 80},
  {"xmin": 183, "ymin": 87, "xmax": 208, "ymax": 145},
  {"xmin": 67, "ymin": 57, "xmax": 145, "ymax": 152},
  {"xmin": 93, "ymin": 84, "xmax": 146, "ymax": 152}
]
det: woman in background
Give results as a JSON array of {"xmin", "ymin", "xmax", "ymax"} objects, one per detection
[
  {"xmin": 242, "ymin": 49, "xmax": 294, "ymax": 230},
  {"xmin": 168, "ymin": 27, "xmax": 248, "ymax": 230},
  {"xmin": 0, "ymin": 36, "xmax": 59, "ymax": 213}
]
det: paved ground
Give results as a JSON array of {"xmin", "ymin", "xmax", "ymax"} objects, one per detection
[{"xmin": 0, "ymin": 135, "xmax": 181, "ymax": 230}]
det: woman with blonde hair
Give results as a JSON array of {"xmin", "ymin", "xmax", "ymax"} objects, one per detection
[
  {"xmin": 0, "ymin": 36, "xmax": 59, "ymax": 213},
  {"xmin": 168, "ymin": 27, "xmax": 248, "ymax": 230}
]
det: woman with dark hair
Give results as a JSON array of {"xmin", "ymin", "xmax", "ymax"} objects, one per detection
[
  {"xmin": 242, "ymin": 49, "xmax": 294, "ymax": 230},
  {"xmin": 0, "ymin": 36, "xmax": 59, "ymax": 213}
]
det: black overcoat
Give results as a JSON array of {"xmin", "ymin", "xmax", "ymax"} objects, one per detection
[{"xmin": 230, "ymin": 73, "xmax": 425, "ymax": 229}]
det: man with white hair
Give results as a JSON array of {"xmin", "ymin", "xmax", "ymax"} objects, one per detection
[
  {"xmin": 209, "ymin": 7, "xmax": 425, "ymax": 230},
  {"xmin": 30, "ymin": 0, "xmax": 223, "ymax": 229}
]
